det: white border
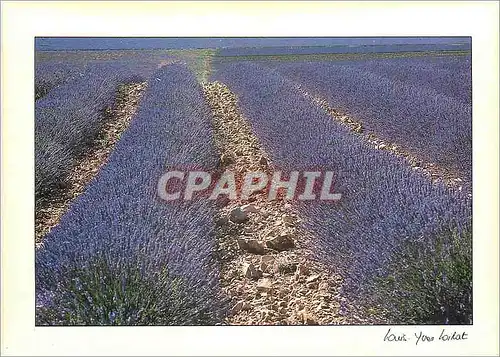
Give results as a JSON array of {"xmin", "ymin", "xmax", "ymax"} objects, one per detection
[{"xmin": 1, "ymin": 1, "xmax": 498, "ymax": 356}]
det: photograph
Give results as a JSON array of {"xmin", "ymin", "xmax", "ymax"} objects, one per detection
[
  {"xmin": 34, "ymin": 36, "xmax": 473, "ymax": 326},
  {"xmin": 1, "ymin": 1, "xmax": 498, "ymax": 356}
]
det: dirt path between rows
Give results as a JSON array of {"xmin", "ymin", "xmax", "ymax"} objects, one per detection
[
  {"xmin": 35, "ymin": 82, "xmax": 147, "ymax": 246},
  {"xmin": 203, "ymin": 81, "xmax": 352, "ymax": 325}
]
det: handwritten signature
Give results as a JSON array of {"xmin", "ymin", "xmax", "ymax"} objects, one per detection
[{"xmin": 384, "ymin": 328, "xmax": 468, "ymax": 345}]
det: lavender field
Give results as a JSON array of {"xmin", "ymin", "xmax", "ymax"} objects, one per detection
[
  {"xmin": 212, "ymin": 62, "xmax": 472, "ymax": 323},
  {"xmin": 264, "ymin": 55, "xmax": 472, "ymax": 182},
  {"xmin": 35, "ymin": 38, "xmax": 473, "ymax": 326}
]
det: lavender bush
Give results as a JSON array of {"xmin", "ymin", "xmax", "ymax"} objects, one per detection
[
  {"xmin": 36, "ymin": 64, "xmax": 228, "ymax": 325},
  {"xmin": 372, "ymin": 227, "xmax": 472, "ymax": 324},
  {"xmin": 213, "ymin": 62, "xmax": 472, "ymax": 324}
]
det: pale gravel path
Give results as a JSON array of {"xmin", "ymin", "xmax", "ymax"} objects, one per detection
[{"xmin": 203, "ymin": 81, "xmax": 349, "ymax": 325}]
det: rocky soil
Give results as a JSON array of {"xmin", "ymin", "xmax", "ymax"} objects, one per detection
[{"xmin": 203, "ymin": 81, "xmax": 348, "ymax": 325}]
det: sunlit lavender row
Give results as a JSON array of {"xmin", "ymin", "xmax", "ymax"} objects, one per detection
[{"xmin": 36, "ymin": 64, "xmax": 228, "ymax": 325}]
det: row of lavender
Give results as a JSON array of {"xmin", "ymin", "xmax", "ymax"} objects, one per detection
[
  {"xmin": 212, "ymin": 62, "xmax": 472, "ymax": 324},
  {"xmin": 36, "ymin": 64, "xmax": 228, "ymax": 325},
  {"xmin": 35, "ymin": 60, "xmax": 158, "ymax": 205},
  {"xmin": 268, "ymin": 55, "xmax": 472, "ymax": 182}
]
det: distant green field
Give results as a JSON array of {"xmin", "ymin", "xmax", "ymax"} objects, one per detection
[
  {"xmin": 167, "ymin": 49, "xmax": 216, "ymax": 83},
  {"xmin": 212, "ymin": 50, "xmax": 471, "ymax": 63}
]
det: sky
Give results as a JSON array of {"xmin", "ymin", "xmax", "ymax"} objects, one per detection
[{"xmin": 35, "ymin": 37, "xmax": 471, "ymax": 51}]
